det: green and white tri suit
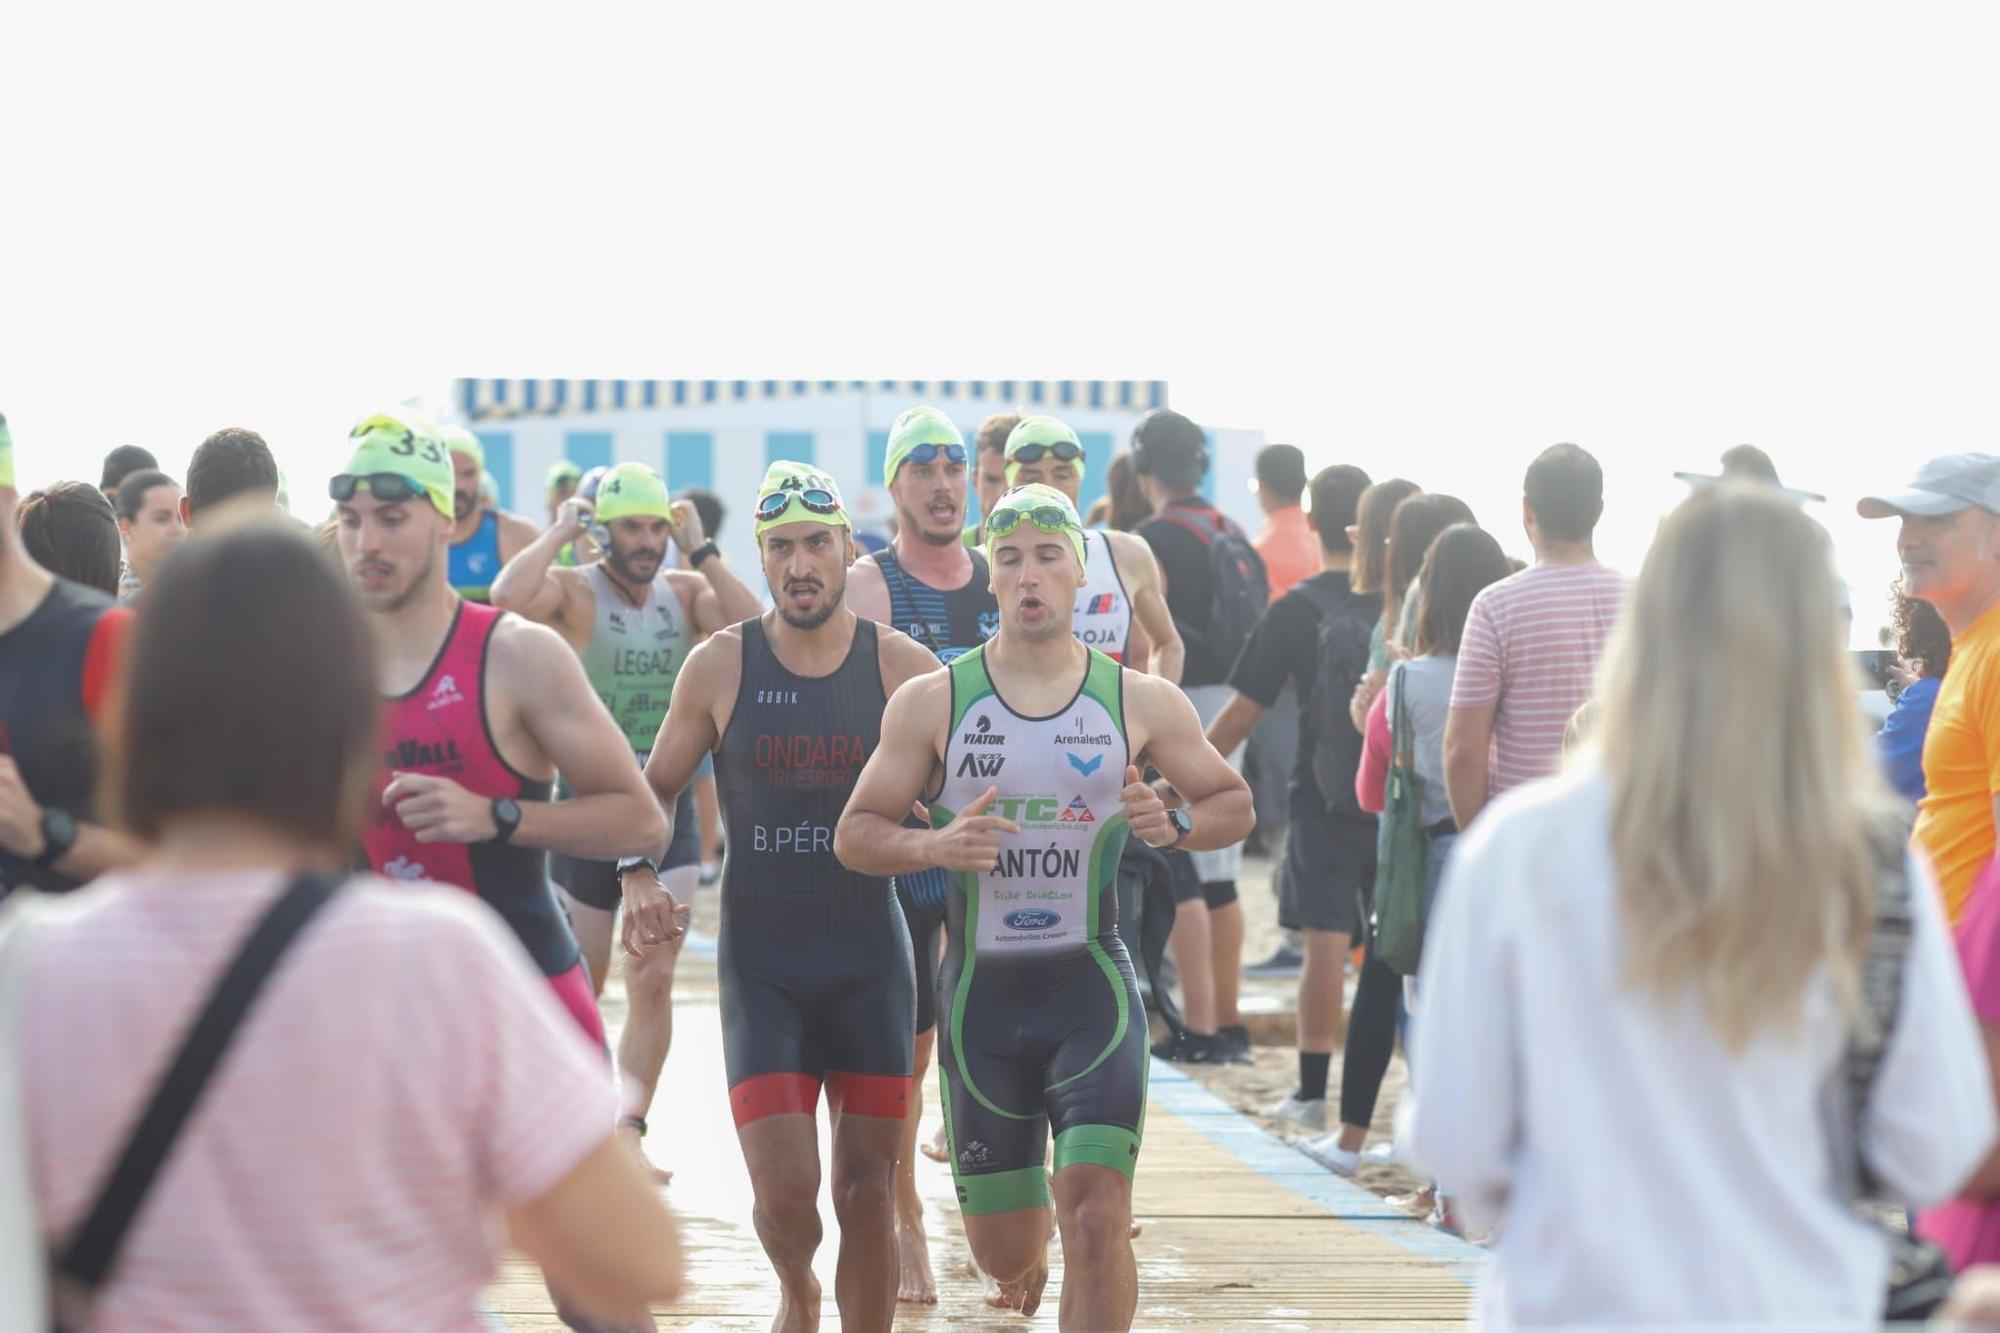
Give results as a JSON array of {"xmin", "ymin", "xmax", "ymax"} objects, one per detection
[{"xmin": 931, "ymin": 644, "xmax": 1148, "ymax": 1216}]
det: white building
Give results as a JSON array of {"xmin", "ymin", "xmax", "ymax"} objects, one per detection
[{"xmin": 455, "ymin": 378, "xmax": 1266, "ymax": 575}]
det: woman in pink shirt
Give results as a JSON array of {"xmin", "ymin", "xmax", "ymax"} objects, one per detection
[
  {"xmin": 1920, "ymin": 855, "xmax": 2000, "ymax": 1270},
  {"xmin": 14, "ymin": 518, "xmax": 682, "ymax": 1331}
]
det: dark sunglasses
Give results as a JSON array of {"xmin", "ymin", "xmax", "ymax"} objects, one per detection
[
  {"xmin": 756, "ymin": 487, "xmax": 844, "ymax": 520},
  {"xmin": 330, "ymin": 472, "xmax": 424, "ymax": 504},
  {"xmin": 1010, "ymin": 440, "xmax": 1084, "ymax": 464},
  {"xmin": 902, "ymin": 442, "xmax": 966, "ymax": 466}
]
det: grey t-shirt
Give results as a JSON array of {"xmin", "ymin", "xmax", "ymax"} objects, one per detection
[{"xmin": 1387, "ymin": 653, "xmax": 1457, "ymax": 828}]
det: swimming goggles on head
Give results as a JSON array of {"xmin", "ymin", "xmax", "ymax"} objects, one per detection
[
  {"xmin": 900, "ymin": 442, "xmax": 966, "ymax": 467},
  {"xmin": 1008, "ymin": 440, "xmax": 1084, "ymax": 464},
  {"xmin": 755, "ymin": 485, "xmax": 845, "ymax": 522},
  {"xmin": 329, "ymin": 472, "xmax": 426, "ymax": 505},
  {"xmin": 983, "ymin": 501, "xmax": 1076, "ymax": 538}
]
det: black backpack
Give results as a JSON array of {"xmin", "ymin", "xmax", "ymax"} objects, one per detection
[
  {"xmin": 1153, "ymin": 505, "xmax": 1270, "ymax": 671},
  {"xmin": 1295, "ymin": 579, "xmax": 1380, "ymax": 818}
]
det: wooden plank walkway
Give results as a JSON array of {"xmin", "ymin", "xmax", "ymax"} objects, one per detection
[{"xmin": 488, "ymin": 929, "xmax": 1477, "ymax": 1330}]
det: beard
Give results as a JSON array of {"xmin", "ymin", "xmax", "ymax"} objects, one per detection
[
  {"xmin": 898, "ymin": 496, "xmax": 963, "ymax": 546},
  {"xmin": 453, "ymin": 489, "xmax": 477, "ymax": 521},
  {"xmin": 777, "ymin": 579, "xmax": 845, "ymax": 630},
  {"xmin": 361, "ymin": 542, "xmax": 439, "ymax": 614},
  {"xmin": 608, "ymin": 547, "xmax": 663, "ymax": 585}
]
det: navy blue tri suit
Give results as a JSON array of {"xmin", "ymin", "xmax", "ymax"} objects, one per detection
[
  {"xmin": 863, "ymin": 544, "xmax": 998, "ymax": 1033},
  {"xmin": 713, "ymin": 617, "xmax": 916, "ymax": 1125}
]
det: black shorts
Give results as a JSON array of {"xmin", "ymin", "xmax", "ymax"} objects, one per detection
[
  {"xmin": 1278, "ymin": 790, "xmax": 1376, "ymax": 936},
  {"xmin": 554, "ymin": 786, "xmax": 700, "ymax": 913},
  {"xmin": 719, "ymin": 885, "xmax": 915, "ymax": 1128},
  {"xmin": 938, "ymin": 936, "xmax": 1148, "ymax": 1216},
  {"xmin": 896, "ymin": 869, "xmax": 948, "ymax": 1035},
  {"xmin": 1164, "ymin": 848, "xmax": 1205, "ymax": 905}
]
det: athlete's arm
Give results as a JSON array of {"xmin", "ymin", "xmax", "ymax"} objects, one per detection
[
  {"xmin": 621, "ymin": 635, "xmax": 736, "ymax": 953},
  {"xmin": 491, "ymin": 499, "xmax": 593, "ymax": 628},
  {"xmin": 386, "ymin": 621, "xmax": 667, "ymax": 858},
  {"xmin": 835, "ymin": 671, "xmax": 1019, "ymax": 875},
  {"xmin": 876, "ymin": 623, "xmax": 945, "ymax": 696},
  {"xmin": 664, "ymin": 502, "xmax": 762, "ymax": 633},
  {"xmin": 1127, "ymin": 673, "xmax": 1254, "ymax": 852},
  {"xmin": 1203, "ymin": 692, "xmax": 1266, "ymax": 761},
  {"xmin": 1108, "ymin": 530, "xmax": 1184, "ymax": 684},
  {"xmin": 845, "ymin": 554, "xmax": 892, "ymax": 625}
]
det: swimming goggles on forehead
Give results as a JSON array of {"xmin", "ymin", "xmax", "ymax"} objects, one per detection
[
  {"xmin": 755, "ymin": 485, "xmax": 844, "ymax": 521},
  {"xmin": 329, "ymin": 472, "xmax": 425, "ymax": 504},
  {"xmin": 901, "ymin": 442, "xmax": 966, "ymax": 466},
  {"xmin": 1009, "ymin": 440, "xmax": 1084, "ymax": 464},
  {"xmin": 983, "ymin": 502, "xmax": 1076, "ymax": 538}
]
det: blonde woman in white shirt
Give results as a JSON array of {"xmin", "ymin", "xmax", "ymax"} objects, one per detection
[{"xmin": 1411, "ymin": 485, "xmax": 1994, "ymax": 1328}]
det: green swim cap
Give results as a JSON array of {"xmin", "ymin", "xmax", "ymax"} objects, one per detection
[
  {"xmin": 594, "ymin": 462, "xmax": 672, "ymax": 523},
  {"xmin": 546, "ymin": 459, "xmax": 583, "ymax": 494},
  {"xmin": 1003, "ymin": 414, "xmax": 1087, "ymax": 489},
  {"xmin": 884, "ymin": 405, "xmax": 964, "ymax": 486},
  {"xmin": 755, "ymin": 460, "xmax": 852, "ymax": 539},
  {"xmin": 441, "ymin": 425, "xmax": 484, "ymax": 469},
  {"xmin": 0, "ymin": 410, "xmax": 13, "ymax": 490},
  {"xmin": 337, "ymin": 408, "xmax": 454, "ymax": 519},
  {"xmin": 984, "ymin": 482, "xmax": 1086, "ymax": 572}
]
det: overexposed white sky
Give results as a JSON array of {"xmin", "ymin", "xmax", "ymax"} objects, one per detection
[{"xmin": 6, "ymin": 2, "xmax": 1998, "ymax": 640}]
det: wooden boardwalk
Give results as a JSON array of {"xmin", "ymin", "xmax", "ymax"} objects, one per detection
[{"xmin": 488, "ymin": 930, "xmax": 1478, "ymax": 1330}]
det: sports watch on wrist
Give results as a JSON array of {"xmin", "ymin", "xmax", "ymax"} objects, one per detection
[
  {"xmin": 688, "ymin": 540, "xmax": 720, "ymax": 568},
  {"xmin": 32, "ymin": 807, "xmax": 78, "ymax": 868},
  {"xmin": 1165, "ymin": 808, "xmax": 1194, "ymax": 850},
  {"xmin": 489, "ymin": 798, "xmax": 522, "ymax": 845},
  {"xmin": 617, "ymin": 853, "xmax": 662, "ymax": 877}
]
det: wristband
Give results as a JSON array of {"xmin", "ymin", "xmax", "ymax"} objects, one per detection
[
  {"xmin": 617, "ymin": 853, "xmax": 662, "ymax": 877},
  {"xmin": 689, "ymin": 540, "xmax": 720, "ymax": 568}
]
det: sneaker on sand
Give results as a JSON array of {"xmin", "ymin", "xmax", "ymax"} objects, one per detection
[
  {"xmin": 1263, "ymin": 1093, "xmax": 1327, "ymax": 1132},
  {"xmin": 1150, "ymin": 1030, "xmax": 1226, "ymax": 1065},
  {"xmin": 1243, "ymin": 944, "xmax": 1304, "ymax": 977},
  {"xmin": 1294, "ymin": 1131, "xmax": 1361, "ymax": 1176}
]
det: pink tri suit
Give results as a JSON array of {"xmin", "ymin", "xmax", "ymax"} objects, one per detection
[{"xmin": 361, "ymin": 600, "xmax": 605, "ymax": 1047}]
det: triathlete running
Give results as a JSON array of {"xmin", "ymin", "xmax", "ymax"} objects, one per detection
[
  {"xmin": 630, "ymin": 462, "xmax": 937, "ymax": 1332},
  {"xmin": 836, "ymin": 483, "xmax": 1253, "ymax": 1331},
  {"xmin": 844, "ymin": 403, "xmax": 1000, "ymax": 1303},
  {"xmin": 490, "ymin": 459, "xmax": 760, "ymax": 1170}
]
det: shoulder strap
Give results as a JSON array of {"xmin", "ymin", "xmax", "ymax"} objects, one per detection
[
  {"xmin": 54, "ymin": 872, "xmax": 347, "ymax": 1299},
  {"xmin": 1153, "ymin": 506, "xmax": 1218, "ymax": 546},
  {"xmin": 1390, "ymin": 665, "xmax": 1416, "ymax": 768}
]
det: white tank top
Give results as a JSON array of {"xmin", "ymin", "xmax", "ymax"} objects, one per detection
[
  {"xmin": 1072, "ymin": 531, "xmax": 1132, "ymax": 663},
  {"xmin": 933, "ymin": 646, "xmax": 1132, "ymax": 956}
]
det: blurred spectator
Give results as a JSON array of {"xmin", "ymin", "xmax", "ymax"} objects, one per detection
[
  {"xmin": 1878, "ymin": 587, "xmax": 1951, "ymax": 804},
  {"xmin": 112, "ymin": 469, "xmax": 185, "ymax": 600},
  {"xmin": 1252, "ymin": 444, "xmax": 1315, "ymax": 600},
  {"xmin": 183, "ymin": 428, "xmax": 279, "ymax": 526},
  {"xmin": 1860, "ymin": 454, "xmax": 2000, "ymax": 923},
  {"xmin": 1345, "ymin": 480, "xmax": 1421, "ymax": 732},
  {"xmin": 18, "ymin": 482, "xmax": 121, "ymax": 598},
  {"xmin": 1351, "ymin": 493, "xmax": 1476, "ymax": 732},
  {"xmin": 964, "ymin": 412, "xmax": 1019, "ymax": 547},
  {"xmin": 98, "ymin": 445, "xmax": 157, "ymax": 502},
  {"xmin": 1088, "ymin": 451, "xmax": 1153, "ymax": 532},
  {"xmin": 1443, "ymin": 444, "xmax": 1624, "ymax": 829},
  {"xmin": 1920, "ymin": 854, "xmax": 2000, "ymax": 1274},
  {"xmin": 10, "ymin": 518, "xmax": 683, "ymax": 1328},
  {"xmin": 1413, "ymin": 486, "xmax": 1992, "ymax": 1327}
]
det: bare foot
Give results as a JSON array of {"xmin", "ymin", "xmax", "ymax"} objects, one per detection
[
  {"xmin": 896, "ymin": 1209, "xmax": 937, "ymax": 1305},
  {"xmin": 984, "ymin": 1257, "xmax": 1048, "ymax": 1317},
  {"xmin": 617, "ymin": 1123, "xmax": 672, "ymax": 1186},
  {"xmin": 919, "ymin": 1122, "xmax": 951, "ymax": 1164}
]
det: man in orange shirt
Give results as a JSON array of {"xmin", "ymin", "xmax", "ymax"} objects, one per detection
[
  {"xmin": 1862, "ymin": 453, "xmax": 2000, "ymax": 922},
  {"xmin": 1252, "ymin": 444, "xmax": 1317, "ymax": 601}
]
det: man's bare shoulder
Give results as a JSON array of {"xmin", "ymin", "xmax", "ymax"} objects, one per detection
[{"xmin": 876, "ymin": 623, "xmax": 942, "ymax": 686}]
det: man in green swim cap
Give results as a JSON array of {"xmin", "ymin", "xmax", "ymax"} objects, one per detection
[
  {"xmin": 491, "ymin": 458, "xmax": 760, "ymax": 1174},
  {"xmin": 441, "ymin": 424, "xmax": 538, "ymax": 602},
  {"xmin": 836, "ymin": 481, "xmax": 1254, "ymax": 1331}
]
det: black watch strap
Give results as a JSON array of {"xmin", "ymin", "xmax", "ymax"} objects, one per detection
[
  {"xmin": 1167, "ymin": 809, "xmax": 1194, "ymax": 850},
  {"xmin": 33, "ymin": 807, "xmax": 78, "ymax": 869},
  {"xmin": 689, "ymin": 540, "xmax": 720, "ymax": 568}
]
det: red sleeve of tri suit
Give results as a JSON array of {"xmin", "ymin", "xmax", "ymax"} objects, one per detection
[{"xmin": 80, "ymin": 606, "xmax": 133, "ymax": 722}]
